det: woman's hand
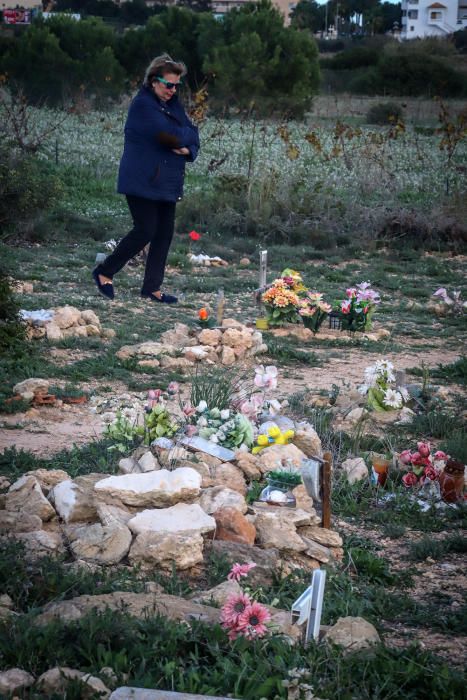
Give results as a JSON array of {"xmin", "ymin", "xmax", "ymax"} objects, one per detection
[{"xmin": 172, "ymin": 147, "xmax": 190, "ymax": 156}]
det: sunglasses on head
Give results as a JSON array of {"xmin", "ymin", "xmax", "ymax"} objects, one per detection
[{"xmin": 155, "ymin": 76, "xmax": 182, "ymax": 90}]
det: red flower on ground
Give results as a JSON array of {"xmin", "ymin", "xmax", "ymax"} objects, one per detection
[
  {"xmin": 424, "ymin": 466, "xmax": 439, "ymax": 481},
  {"xmin": 189, "ymin": 230, "xmax": 201, "ymax": 241},
  {"xmin": 237, "ymin": 601, "xmax": 271, "ymax": 639},
  {"xmin": 198, "ymin": 308, "xmax": 209, "ymax": 321}
]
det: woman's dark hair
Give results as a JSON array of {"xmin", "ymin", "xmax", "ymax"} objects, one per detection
[{"xmin": 143, "ymin": 53, "xmax": 187, "ymax": 87}]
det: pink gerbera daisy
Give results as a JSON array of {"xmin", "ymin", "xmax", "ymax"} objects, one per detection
[
  {"xmin": 220, "ymin": 593, "xmax": 251, "ymax": 628},
  {"xmin": 227, "ymin": 562, "xmax": 257, "ymax": 582},
  {"xmin": 236, "ymin": 601, "xmax": 271, "ymax": 640}
]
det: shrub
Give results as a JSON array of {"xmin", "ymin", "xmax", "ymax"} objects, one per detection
[
  {"xmin": 0, "ymin": 268, "xmax": 26, "ymax": 354},
  {"xmin": 321, "ymin": 46, "xmax": 380, "ymax": 70},
  {"xmin": 366, "ymin": 101, "xmax": 404, "ymax": 125},
  {"xmin": 0, "ymin": 145, "xmax": 62, "ymax": 240}
]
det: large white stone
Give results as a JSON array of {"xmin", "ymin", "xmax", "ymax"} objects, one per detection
[
  {"xmin": 94, "ymin": 468, "xmax": 201, "ymax": 507},
  {"xmin": 128, "ymin": 503, "xmax": 216, "ymax": 535},
  {"xmin": 129, "ymin": 531, "xmax": 204, "ymax": 571},
  {"xmin": 13, "ymin": 378, "xmax": 49, "ymax": 396},
  {"xmin": 50, "ymin": 474, "xmax": 101, "ymax": 523},
  {"xmin": 67, "ymin": 523, "xmax": 132, "ymax": 566}
]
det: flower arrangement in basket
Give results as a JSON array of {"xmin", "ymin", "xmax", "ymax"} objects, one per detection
[
  {"xmin": 398, "ymin": 442, "xmax": 447, "ymax": 488},
  {"xmin": 298, "ymin": 292, "xmax": 332, "ymax": 334},
  {"xmin": 337, "ymin": 282, "xmax": 380, "ymax": 332},
  {"xmin": 261, "ymin": 276, "xmax": 301, "ymax": 327},
  {"xmin": 358, "ymin": 359, "xmax": 410, "ymax": 411}
]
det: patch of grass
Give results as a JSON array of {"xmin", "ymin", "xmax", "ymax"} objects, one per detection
[
  {"xmin": 440, "ymin": 429, "xmax": 467, "ymax": 464},
  {"xmin": 431, "ymin": 357, "xmax": 467, "ymax": 386},
  {"xmin": 407, "ymin": 409, "xmax": 463, "ymax": 439},
  {"xmin": 265, "ymin": 336, "xmax": 321, "ymax": 366},
  {"xmin": 1, "ymin": 608, "xmax": 465, "ymax": 698},
  {"xmin": 381, "ymin": 523, "xmax": 407, "ymax": 539},
  {"xmin": 407, "ymin": 533, "xmax": 467, "ymax": 562}
]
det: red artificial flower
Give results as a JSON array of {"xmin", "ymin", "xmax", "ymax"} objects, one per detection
[
  {"xmin": 237, "ymin": 601, "xmax": 271, "ymax": 639},
  {"xmin": 189, "ymin": 230, "xmax": 201, "ymax": 241},
  {"xmin": 424, "ymin": 466, "xmax": 438, "ymax": 481},
  {"xmin": 402, "ymin": 471, "xmax": 418, "ymax": 488},
  {"xmin": 417, "ymin": 442, "xmax": 431, "ymax": 458},
  {"xmin": 198, "ymin": 308, "xmax": 209, "ymax": 321}
]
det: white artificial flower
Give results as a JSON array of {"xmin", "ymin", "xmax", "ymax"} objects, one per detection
[
  {"xmin": 210, "ymin": 434, "xmax": 219, "ymax": 443},
  {"xmin": 383, "ymin": 389, "xmax": 403, "ymax": 409},
  {"xmin": 267, "ymin": 399, "xmax": 282, "ymax": 415},
  {"xmin": 358, "ymin": 384, "xmax": 369, "ymax": 395},
  {"xmin": 197, "ymin": 416, "xmax": 208, "ymax": 428},
  {"xmin": 399, "ymin": 386, "xmax": 410, "ymax": 402},
  {"xmin": 220, "ymin": 409, "xmax": 230, "ymax": 420},
  {"xmin": 364, "ymin": 366, "xmax": 378, "ymax": 387},
  {"xmin": 217, "ymin": 431, "xmax": 226, "ymax": 441},
  {"xmin": 196, "ymin": 400, "xmax": 208, "ymax": 413}
]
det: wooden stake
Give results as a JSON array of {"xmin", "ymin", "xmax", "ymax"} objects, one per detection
[{"xmin": 321, "ymin": 451, "xmax": 332, "ymax": 528}]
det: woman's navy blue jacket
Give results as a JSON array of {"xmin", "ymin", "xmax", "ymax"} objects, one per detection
[{"xmin": 117, "ymin": 85, "xmax": 199, "ymax": 203}]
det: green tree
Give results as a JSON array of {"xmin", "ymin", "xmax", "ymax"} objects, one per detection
[
  {"xmin": 1, "ymin": 26, "xmax": 75, "ymax": 104},
  {"xmin": 201, "ymin": 0, "xmax": 320, "ymax": 115},
  {"xmin": 291, "ymin": 0, "xmax": 325, "ymax": 33}
]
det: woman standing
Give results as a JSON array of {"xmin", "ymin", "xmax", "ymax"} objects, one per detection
[{"xmin": 93, "ymin": 54, "xmax": 200, "ymax": 304}]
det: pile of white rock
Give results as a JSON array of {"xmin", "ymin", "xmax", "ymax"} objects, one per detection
[
  {"xmin": 21, "ymin": 305, "xmax": 115, "ymax": 341},
  {"xmin": 116, "ymin": 320, "xmax": 267, "ymax": 370},
  {"xmin": 0, "ymin": 426, "xmax": 343, "ymax": 574}
]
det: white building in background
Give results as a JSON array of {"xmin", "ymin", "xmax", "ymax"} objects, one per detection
[{"xmin": 401, "ymin": 0, "xmax": 467, "ymax": 39}]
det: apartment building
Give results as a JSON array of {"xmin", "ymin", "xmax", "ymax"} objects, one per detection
[{"xmin": 401, "ymin": 0, "xmax": 467, "ymax": 39}]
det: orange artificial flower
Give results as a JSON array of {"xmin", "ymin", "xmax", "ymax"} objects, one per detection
[{"xmin": 198, "ymin": 308, "xmax": 209, "ymax": 321}]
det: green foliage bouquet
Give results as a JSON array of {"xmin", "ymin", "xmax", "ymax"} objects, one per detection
[{"xmin": 298, "ymin": 292, "xmax": 332, "ymax": 334}]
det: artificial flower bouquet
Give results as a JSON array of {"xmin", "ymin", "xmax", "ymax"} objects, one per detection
[
  {"xmin": 194, "ymin": 402, "xmax": 254, "ymax": 449},
  {"xmin": 262, "ymin": 277, "xmax": 301, "ymax": 327},
  {"xmin": 298, "ymin": 292, "xmax": 332, "ymax": 334},
  {"xmin": 398, "ymin": 442, "xmax": 447, "ymax": 488},
  {"xmin": 337, "ymin": 282, "xmax": 380, "ymax": 332},
  {"xmin": 221, "ymin": 563, "xmax": 271, "ymax": 641},
  {"xmin": 359, "ymin": 359, "xmax": 410, "ymax": 412}
]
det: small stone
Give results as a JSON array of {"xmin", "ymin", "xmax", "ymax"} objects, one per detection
[
  {"xmin": 292, "ymin": 427, "xmax": 322, "ymax": 458},
  {"xmin": 80, "ymin": 310, "xmax": 100, "ymax": 326},
  {"xmin": 94, "ymin": 468, "xmax": 201, "ymax": 508},
  {"xmin": 234, "ymin": 451, "xmax": 262, "ymax": 480},
  {"xmin": 324, "ymin": 616, "xmax": 380, "ymax": 652},
  {"xmin": 298, "ymin": 526, "xmax": 343, "ymax": 548},
  {"xmin": 85, "ymin": 324, "xmax": 101, "ymax": 337},
  {"xmin": 138, "ymin": 359, "xmax": 160, "ymax": 368},
  {"xmin": 118, "ymin": 457, "xmax": 139, "ymax": 475},
  {"xmin": 45, "ymin": 323, "xmax": 63, "ymax": 341},
  {"xmin": 221, "ymin": 346, "xmax": 236, "ymax": 366},
  {"xmin": 239, "ymin": 257, "xmax": 250, "ymax": 267},
  {"xmin": 15, "ymin": 530, "xmax": 65, "ymax": 556},
  {"xmin": 341, "ymin": 457, "xmax": 368, "ymax": 484},
  {"xmin": 101, "ymin": 328, "xmax": 116, "ymax": 339},
  {"xmin": 6, "ymin": 476, "xmax": 55, "ymax": 521},
  {"xmin": 300, "ymin": 537, "xmax": 331, "ymax": 563},
  {"xmin": 53, "ymin": 306, "xmax": 82, "ymax": 329},
  {"xmin": 214, "ymin": 506, "xmax": 256, "ymax": 545},
  {"xmin": 191, "ymin": 579, "xmax": 243, "ymax": 606},
  {"xmin": 0, "ymin": 511, "xmax": 43, "ymax": 533},
  {"xmin": 198, "ymin": 328, "xmax": 222, "ymax": 346},
  {"xmin": 37, "ymin": 667, "xmax": 110, "ymax": 699},
  {"xmin": 137, "ymin": 451, "xmax": 159, "ymax": 472},
  {"xmin": 0, "ymin": 594, "xmax": 13, "ymax": 608},
  {"xmin": 199, "ymin": 486, "xmax": 247, "ymax": 515},
  {"xmin": 0, "ymin": 669, "xmax": 35, "ymax": 695},
  {"xmin": 257, "ymin": 443, "xmax": 307, "ymax": 474},
  {"xmin": 67, "ymin": 523, "xmax": 132, "ymax": 565},
  {"xmin": 13, "ymin": 378, "xmax": 49, "ymax": 397},
  {"xmin": 129, "ymin": 531, "xmax": 204, "ymax": 571},
  {"xmin": 97, "ymin": 503, "xmax": 132, "ymax": 528}
]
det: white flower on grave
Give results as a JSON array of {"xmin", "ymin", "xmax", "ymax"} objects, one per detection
[
  {"xmin": 383, "ymin": 388, "xmax": 403, "ymax": 409},
  {"xmin": 196, "ymin": 400, "xmax": 208, "ymax": 413},
  {"xmin": 268, "ymin": 399, "xmax": 282, "ymax": 415},
  {"xmin": 210, "ymin": 434, "xmax": 219, "ymax": 443},
  {"xmin": 220, "ymin": 409, "xmax": 230, "ymax": 420},
  {"xmin": 364, "ymin": 366, "xmax": 378, "ymax": 387},
  {"xmin": 197, "ymin": 416, "xmax": 208, "ymax": 428},
  {"xmin": 217, "ymin": 431, "xmax": 226, "ymax": 442},
  {"xmin": 358, "ymin": 384, "xmax": 369, "ymax": 395},
  {"xmin": 374, "ymin": 359, "xmax": 395, "ymax": 382}
]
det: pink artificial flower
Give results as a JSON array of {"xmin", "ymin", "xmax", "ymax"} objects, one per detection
[
  {"xmin": 282, "ymin": 276, "xmax": 294, "ymax": 286},
  {"xmin": 227, "ymin": 562, "xmax": 257, "ymax": 582},
  {"xmin": 402, "ymin": 472, "xmax": 418, "ymax": 487},
  {"xmin": 433, "ymin": 288, "xmax": 448, "ymax": 300},
  {"xmin": 254, "ymin": 365, "xmax": 278, "ymax": 391},
  {"xmin": 182, "ymin": 402, "xmax": 196, "ymax": 418},
  {"xmin": 410, "ymin": 451, "xmax": 422, "ymax": 465},
  {"xmin": 417, "ymin": 442, "xmax": 431, "ymax": 458},
  {"xmin": 220, "ymin": 593, "xmax": 252, "ymax": 628},
  {"xmin": 363, "ymin": 305, "xmax": 369, "ymax": 314},
  {"xmin": 167, "ymin": 381, "xmax": 179, "ymax": 395},
  {"xmin": 237, "ymin": 601, "xmax": 271, "ymax": 639},
  {"xmin": 185, "ymin": 424, "xmax": 197, "ymax": 437},
  {"xmin": 399, "ymin": 449, "xmax": 412, "ymax": 465},
  {"xmin": 424, "ymin": 466, "xmax": 439, "ymax": 481},
  {"xmin": 346, "ymin": 288, "xmax": 357, "ymax": 299},
  {"xmin": 148, "ymin": 389, "xmax": 162, "ymax": 402},
  {"xmin": 434, "ymin": 450, "xmax": 448, "ymax": 461},
  {"xmin": 341, "ymin": 301, "xmax": 351, "ymax": 314}
]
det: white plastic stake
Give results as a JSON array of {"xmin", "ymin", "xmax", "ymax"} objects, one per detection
[{"xmin": 291, "ymin": 569, "xmax": 326, "ymax": 643}]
